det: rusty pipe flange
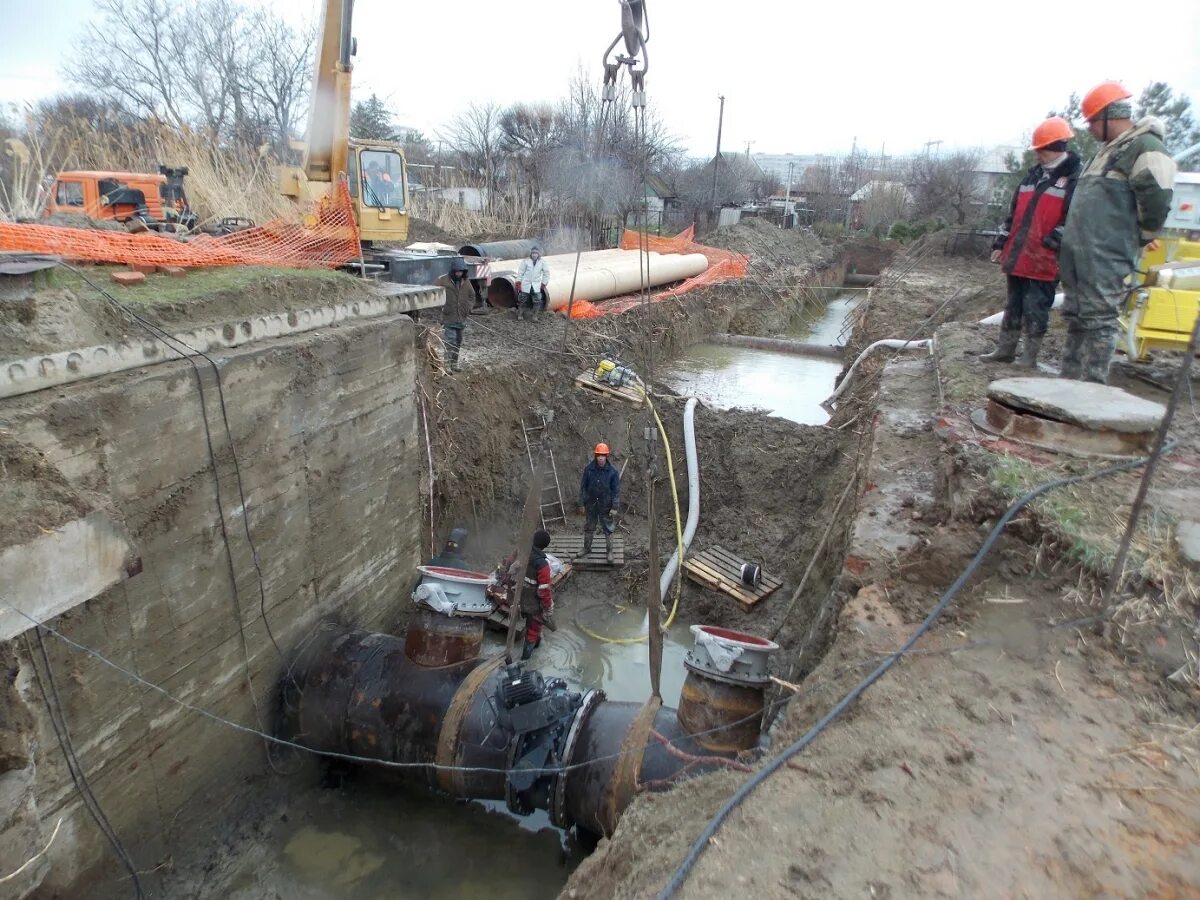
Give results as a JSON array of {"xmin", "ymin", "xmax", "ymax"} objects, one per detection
[
  {"xmin": 684, "ymin": 625, "xmax": 779, "ymax": 687},
  {"xmin": 550, "ymin": 688, "xmax": 605, "ymax": 830},
  {"xmin": 435, "ymin": 653, "xmax": 506, "ymax": 794},
  {"xmin": 970, "ymin": 402, "xmax": 1151, "ymax": 460}
]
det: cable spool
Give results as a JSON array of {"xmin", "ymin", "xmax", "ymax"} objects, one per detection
[{"xmin": 739, "ymin": 562, "xmax": 761, "ymax": 589}]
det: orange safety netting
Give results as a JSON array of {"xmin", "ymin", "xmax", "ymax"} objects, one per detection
[
  {"xmin": 568, "ymin": 225, "xmax": 749, "ymax": 319},
  {"xmin": 0, "ymin": 182, "xmax": 361, "ymax": 270}
]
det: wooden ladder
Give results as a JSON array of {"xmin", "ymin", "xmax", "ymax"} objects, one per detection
[{"xmin": 522, "ymin": 413, "xmax": 568, "ymax": 530}]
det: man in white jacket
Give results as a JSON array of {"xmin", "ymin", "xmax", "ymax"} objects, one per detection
[{"xmin": 515, "ymin": 246, "xmax": 550, "ymax": 320}]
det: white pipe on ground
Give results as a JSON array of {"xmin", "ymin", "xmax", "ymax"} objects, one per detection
[
  {"xmin": 823, "ymin": 339, "xmax": 933, "ymax": 406},
  {"xmin": 660, "ymin": 398, "xmax": 700, "ymax": 600},
  {"xmin": 486, "ymin": 249, "xmax": 709, "ymax": 309},
  {"xmin": 978, "ymin": 291, "xmax": 1064, "ymax": 326}
]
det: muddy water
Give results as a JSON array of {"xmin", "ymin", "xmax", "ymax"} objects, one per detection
[
  {"xmin": 227, "ymin": 780, "xmax": 583, "ymax": 899},
  {"xmin": 661, "ymin": 294, "xmax": 858, "ymax": 426}
]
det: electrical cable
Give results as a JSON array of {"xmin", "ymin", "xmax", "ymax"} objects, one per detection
[
  {"xmin": 657, "ymin": 444, "xmax": 1170, "ymax": 898},
  {"xmin": 60, "ymin": 263, "xmax": 284, "ymax": 662},
  {"xmin": 24, "ymin": 631, "xmax": 146, "ymax": 899},
  {"xmin": 4, "ymin": 595, "xmax": 791, "ymax": 780}
]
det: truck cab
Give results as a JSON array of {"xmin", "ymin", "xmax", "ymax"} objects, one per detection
[{"xmin": 43, "ymin": 169, "xmax": 197, "ymax": 231}]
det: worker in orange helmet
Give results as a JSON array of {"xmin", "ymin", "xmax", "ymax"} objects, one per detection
[
  {"xmin": 1057, "ymin": 81, "xmax": 1177, "ymax": 383},
  {"xmin": 577, "ymin": 442, "xmax": 621, "ymax": 563},
  {"xmin": 983, "ymin": 117, "xmax": 1082, "ymax": 369}
]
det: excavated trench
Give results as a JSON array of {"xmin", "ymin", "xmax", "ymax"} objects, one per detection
[{"xmin": 227, "ymin": 251, "xmax": 884, "ymax": 899}]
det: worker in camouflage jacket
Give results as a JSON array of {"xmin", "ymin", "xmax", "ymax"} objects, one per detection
[
  {"xmin": 985, "ymin": 116, "xmax": 1082, "ymax": 369},
  {"xmin": 1058, "ymin": 82, "xmax": 1177, "ymax": 383},
  {"xmin": 435, "ymin": 258, "xmax": 475, "ymax": 372}
]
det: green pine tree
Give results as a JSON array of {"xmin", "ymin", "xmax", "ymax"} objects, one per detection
[{"xmin": 350, "ymin": 93, "xmax": 399, "ymax": 141}]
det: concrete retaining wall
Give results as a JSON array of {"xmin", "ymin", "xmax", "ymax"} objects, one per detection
[{"xmin": 0, "ymin": 315, "xmax": 421, "ymax": 896}]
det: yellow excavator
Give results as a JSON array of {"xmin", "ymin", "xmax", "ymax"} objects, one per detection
[
  {"xmin": 1121, "ymin": 167, "xmax": 1200, "ymax": 360},
  {"xmin": 282, "ymin": 0, "xmax": 453, "ymax": 286}
]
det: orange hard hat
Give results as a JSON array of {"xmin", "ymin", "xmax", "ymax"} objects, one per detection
[
  {"xmin": 1081, "ymin": 81, "xmax": 1132, "ymax": 122},
  {"xmin": 593, "ymin": 442, "xmax": 610, "ymax": 456},
  {"xmin": 1030, "ymin": 116, "xmax": 1074, "ymax": 150}
]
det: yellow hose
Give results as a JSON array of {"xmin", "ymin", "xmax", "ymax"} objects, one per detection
[{"xmin": 575, "ymin": 383, "xmax": 686, "ymax": 645}]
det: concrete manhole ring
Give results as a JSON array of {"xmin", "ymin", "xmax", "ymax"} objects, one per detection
[{"xmin": 970, "ymin": 401, "xmax": 1152, "ymax": 460}]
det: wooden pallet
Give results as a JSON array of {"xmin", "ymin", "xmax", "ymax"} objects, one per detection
[
  {"xmin": 683, "ymin": 545, "xmax": 782, "ymax": 610},
  {"xmin": 547, "ymin": 533, "xmax": 625, "ymax": 568},
  {"xmin": 574, "ymin": 371, "xmax": 645, "ymax": 405},
  {"xmin": 486, "ymin": 563, "xmax": 574, "ymax": 630}
]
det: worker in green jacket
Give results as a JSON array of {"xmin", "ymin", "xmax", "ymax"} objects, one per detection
[{"xmin": 1058, "ymin": 81, "xmax": 1177, "ymax": 383}]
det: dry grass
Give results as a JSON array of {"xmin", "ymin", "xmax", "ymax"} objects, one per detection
[
  {"xmin": 410, "ymin": 188, "xmax": 540, "ymax": 241},
  {"xmin": 2, "ymin": 108, "xmax": 293, "ymax": 226}
]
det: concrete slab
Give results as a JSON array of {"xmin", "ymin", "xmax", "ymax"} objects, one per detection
[
  {"xmin": 988, "ymin": 377, "xmax": 1165, "ymax": 434},
  {"xmin": 1176, "ymin": 521, "xmax": 1200, "ymax": 569}
]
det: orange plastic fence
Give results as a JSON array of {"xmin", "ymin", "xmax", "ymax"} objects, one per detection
[
  {"xmin": 0, "ymin": 182, "xmax": 362, "ymax": 270},
  {"xmin": 568, "ymin": 226, "xmax": 749, "ymax": 319}
]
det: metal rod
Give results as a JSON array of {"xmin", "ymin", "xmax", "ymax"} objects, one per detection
[{"xmin": 1103, "ymin": 315, "xmax": 1199, "ymax": 604}]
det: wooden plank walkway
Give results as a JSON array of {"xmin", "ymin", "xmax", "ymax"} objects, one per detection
[
  {"xmin": 683, "ymin": 545, "xmax": 782, "ymax": 610},
  {"xmin": 574, "ymin": 371, "xmax": 645, "ymax": 405},
  {"xmin": 547, "ymin": 533, "xmax": 625, "ymax": 569}
]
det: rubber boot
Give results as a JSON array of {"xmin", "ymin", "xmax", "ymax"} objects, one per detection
[
  {"xmin": 980, "ymin": 328, "xmax": 1020, "ymax": 363},
  {"xmin": 517, "ymin": 306, "xmax": 525, "ymax": 322},
  {"xmin": 1016, "ymin": 334, "xmax": 1043, "ymax": 370},
  {"xmin": 1059, "ymin": 329, "xmax": 1085, "ymax": 380},
  {"xmin": 605, "ymin": 533, "xmax": 614, "ymax": 564},
  {"xmin": 521, "ymin": 637, "xmax": 536, "ymax": 661},
  {"xmin": 577, "ymin": 532, "xmax": 593, "ymax": 561},
  {"xmin": 1082, "ymin": 331, "xmax": 1117, "ymax": 384}
]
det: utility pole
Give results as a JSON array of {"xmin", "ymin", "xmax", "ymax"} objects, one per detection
[
  {"xmin": 744, "ymin": 140, "xmax": 755, "ymax": 158},
  {"xmin": 782, "ymin": 160, "xmax": 794, "ymax": 229},
  {"xmin": 710, "ymin": 94, "xmax": 725, "ymax": 213}
]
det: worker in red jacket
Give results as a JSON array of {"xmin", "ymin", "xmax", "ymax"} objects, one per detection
[
  {"xmin": 983, "ymin": 116, "xmax": 1082, "ymax": 369},
  {"xmin": 519, "ymin": 529, "xmax": 556, "ymax": 660}
]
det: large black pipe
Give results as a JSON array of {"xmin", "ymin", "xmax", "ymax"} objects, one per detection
[
  {"xmin": 458, "ymin": 239, "xmax": 542, "ymax": 260},
  {"xmin": 281, "ymin": 624, "xmax": 750, "ymax": 835}
]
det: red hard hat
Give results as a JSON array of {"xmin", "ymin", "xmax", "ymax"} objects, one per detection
[
  {"xmin": 1081, "ymin": 81, "xmax": 1132, "ymax": 122},
  {"xmin": 1030, "ymin": 116, "xmax": 1074, "ymax": 150},
  {"xmin": 593, "ymin": 442, "xmax": 610, "ymax": 456}
]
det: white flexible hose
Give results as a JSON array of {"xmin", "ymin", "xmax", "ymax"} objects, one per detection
[
  {"xmin": 660, "ymin": 397, "xmax": 699, "ymax": 599},
  {"xmin": 978, "ymin": 291, "xmax": 1064, "ymax": 326},
  {"xmin": 823, "ymin": 339, "xmax": 933, "ymax": 406}
]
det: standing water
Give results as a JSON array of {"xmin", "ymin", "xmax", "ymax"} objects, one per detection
[{"xmin": 661, "ymin": 293, "xmax": 859, "ymax": 425}]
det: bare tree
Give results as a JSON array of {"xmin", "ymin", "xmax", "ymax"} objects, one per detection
[
  {"xmin": 499, "ymin": 103, "xmax": 559, "ymax": 202},
  {"xmin": 441, "ymin": 102, "xmax": 504, "ymax": 210},
  {"xmin": 67, "ymin": 0, "xmax": 310, "ymax": 150},
  {"xmin": 908, "ymin": 149, "xmax": 985, "ymax": 224}
]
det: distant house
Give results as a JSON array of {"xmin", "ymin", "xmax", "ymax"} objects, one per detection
[
  {"xmin": 974, "ymin": 146, "xmax": 1021, "ymax": 198},
  {"xmin": 426, "ymin": 186, "xmax": 489, "ymax": 211},
  {"xmin": 626, "ymin": 173, "xmax": 680, "ymax": 230}
]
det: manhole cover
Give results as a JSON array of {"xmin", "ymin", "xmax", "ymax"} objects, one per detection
[{"xmin": 971, "ymin": 377, "xmax": 1164, "ymax": 458}]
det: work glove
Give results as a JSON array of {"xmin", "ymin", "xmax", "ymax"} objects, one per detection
[
  {"xmin": 541, "ymin": 605, "xmax": 558, "ymax": 631},
  {"xmin": 1042, "ymin": 226, "xmax": 1064, "ymax": 251},
  {"xmin": 577, "ymin": 504, "xmax": 586, "ymax": 516},
  {"xmin": 515, "ymin": 281, "xmax": 523, "ymax": 294}
]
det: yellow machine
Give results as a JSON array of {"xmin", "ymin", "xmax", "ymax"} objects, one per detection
[
  {"xmin": 280, "ymin": 0, "xmax": 409, "ymax": 246},
  {"xmin": 1121, "ymin": 172, "xmax": 1200, "ymax": 360}
]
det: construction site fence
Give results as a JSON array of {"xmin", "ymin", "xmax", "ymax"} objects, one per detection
[
  {"xmin": 568, "ymin": 226, "xmax": 749, "ymax": 319},
  {"xmin": 0, "ymin": 182, "xmax": 362, "ymax": 271}
]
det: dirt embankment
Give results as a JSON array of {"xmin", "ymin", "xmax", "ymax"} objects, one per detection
[
  {"xmin": 409, "ymin": 221, "xmax": 861, "ymax": 654},
  {"xmin": 562, "ymin": 245, "xmax": 1200, "ymax": 899}
]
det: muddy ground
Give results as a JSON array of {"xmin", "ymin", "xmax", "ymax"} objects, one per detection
[{"xmin": 563, "ymin": 242, "xmax": 1200, "ymax": 898}]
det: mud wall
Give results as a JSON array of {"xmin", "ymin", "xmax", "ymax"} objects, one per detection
[{"xmin": 0, "ymin": 316, "xmax": 421, "ymax": 897}]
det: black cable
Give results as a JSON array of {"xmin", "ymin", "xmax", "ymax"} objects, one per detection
[
  {"xmin": 62, "ymin": 263, "xmax": 284, "ymax": 661},
  {"xmin": 25, "ymin": 632, "xmax": 146, "ymax": 899},
  {"xmin": 657, "ymin": 444, "xmax": 1169, "ymax": 898}
]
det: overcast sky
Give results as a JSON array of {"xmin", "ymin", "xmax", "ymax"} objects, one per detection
[{"xmin": 3, "ymin": 0, "xmax": 1199, "ymax": 158}]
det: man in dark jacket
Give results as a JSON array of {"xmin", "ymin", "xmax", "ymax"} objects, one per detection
[
  {"xmin": 1058, "ymin": 81, "xmax": 1177, "ymax": 383},
  {"xmin": 435, "ymin": 258, "xmax": 474, "ymax": 372},
  {"xmin": 520, "ymin": 529, "xmax": 556, "ymax": 660},
  {"xmin": 577, "ymin": 442, "xmax": 620, "ymax": 563},
  {"xmin": 427, "ymin": 527, "xmax": 469, "ymax": 569},
  {"xmin": 985, "ymin": 117, "xmax": 1082, "ymax": 369}
]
